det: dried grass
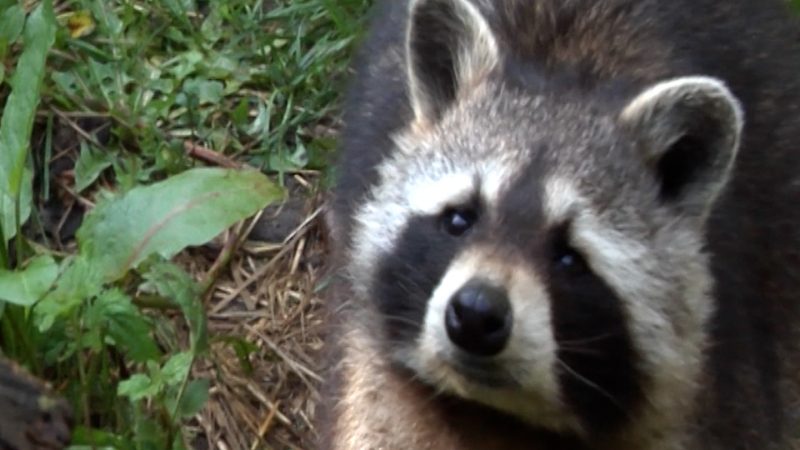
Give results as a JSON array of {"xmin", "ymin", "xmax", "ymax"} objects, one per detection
[{"xmin": 185, "ymin": 176, "xmax": 329, "ymax": 450}]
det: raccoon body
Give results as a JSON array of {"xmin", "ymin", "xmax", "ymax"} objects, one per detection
[{"xmin": 320, "ymin": 0, "xmax": 800, "ymax": 449}]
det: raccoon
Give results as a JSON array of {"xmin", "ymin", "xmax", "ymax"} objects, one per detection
[{"xmin": 319, "ymin": 0, "xmax": 800, "ymax": 449}]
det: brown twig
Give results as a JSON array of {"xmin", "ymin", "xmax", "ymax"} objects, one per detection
[{"xmin": 184, "ymin": 141, "xmax": 244, "ymax": 169}]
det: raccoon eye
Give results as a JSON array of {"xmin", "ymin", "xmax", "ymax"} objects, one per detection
[
  {"xmin": 441, "ymin": 207, "xmax": 477, "ymax": 236},
  {"xmin": 551, "ymin": 229, "xmax": 589, "ymax": 275},
  {"xmin": 554, "ymin": 247, "xmax": 588, "ymax": 275}
]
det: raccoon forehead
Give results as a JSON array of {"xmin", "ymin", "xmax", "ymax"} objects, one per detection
[
  {"xmin": 386, "ymin": 130, "xmax": 526, "ymax": 210},
  {"xmin": 375, "ymin": 105, "xmax": 629, "ymax": 221},
  {"xmin": 437, "ymin": 90, "xmax": 626, "ymax": 174}
]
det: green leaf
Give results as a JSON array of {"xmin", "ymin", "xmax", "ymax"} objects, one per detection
[
  {"xmin": 215, "ymin": 335, "xmax": 258, "ymax": 374},
  {"xmin": 87, "ymin": 59, "xmax": 130, "ymax": 103},
  {"xmin": 0, "ymin": 5, "xmax": 24, "ymax": 55},
  {"xmin": 205, "ymin": 53, "xmax": 238, "ymax": 79},
  {"xmin": 0, "ymin": 170, "xmax": 32, "ymax": 242},
  {"xmin": 182, "ymin": 78, "xmax": 224, "ymax": 105},
  {"xmin": 74, "ymin": 142, "xmax": 115, "ymax": 192},
  {"xmin": 69, "ymin": 426, "xmax": 132, "ymax": 450},
  {"xmin": 163, "ymin": 0, "xmax": 197, "ymax": 17},
  {"xmin": 176, "ymin": 378, "xmax": 209, "ymax": 418},
  {"xmin": 142, "ymin": 262, "xmax": 207, "ymax": 353},
  {"xmin": 35, "ymin": 255, "xmax": 104, "ymax": 330},
  {"xmin": 51, "ymin": 71, "xmax": 80, "ymax": 97},
  {"xmin": 133, "ymin": 413, "xmax": 168, "ymax": 450},
  {"xmin": 161, "ymin": 351, "xmax": 192, "ymax": 387},
  {"xmin": 78, "ymin": 167, "xmax": 283, "ymax": 282},
  {"xmin": 91, "ymin": 288, "xmax": 161, "ymax": 362},
  {"xmin": 0, "ymin": 0, "xmax": 56, "ymax": 242},
  {"xmin": 171, "ymin": 437, "xmax": 189, "ymax": 450},
  {"xmin": 0, "ymin": 255, "xmax": 58, "ymax": 306},
  {"xmin": 200, "ymin": 11, "xmax": 223, "ymax": 44},
  {"xmin": 87, "ymin": 1, "xmax": 122, "ymax": 35},
  {"xmin": 118, "ymin": 373, "xmax": 159, "ymax": 401},
  {"xmin": 165, "ymin": 50, "xmax": 203, "ymax": 80}
]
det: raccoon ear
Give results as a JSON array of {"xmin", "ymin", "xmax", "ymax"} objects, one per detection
[
  {"xmin": 620, "ymin": 76, "xmax": 744, "ymax": 216},
  {"xmin": 406, "ymin": 0, "xmax": 499, "ymax": 125}
]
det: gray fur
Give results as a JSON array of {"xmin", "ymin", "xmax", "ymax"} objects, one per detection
[{"xmin": 321, "ymin": 0, "xmax": 800, "ymax": 448}]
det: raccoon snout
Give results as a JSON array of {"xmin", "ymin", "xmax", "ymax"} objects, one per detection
[{"xmin": 445, "ymin": 280, "xmax": 513, "ymax": 356}]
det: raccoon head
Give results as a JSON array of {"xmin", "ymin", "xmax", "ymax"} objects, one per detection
[{"xmin": 347, "ymin": 0, "xmax": 743, "ymax": 437}]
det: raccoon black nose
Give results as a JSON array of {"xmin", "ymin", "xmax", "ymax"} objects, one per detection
[{"xmin": 445, "ymin": 281, "xmax": 512, "ymax": 356}]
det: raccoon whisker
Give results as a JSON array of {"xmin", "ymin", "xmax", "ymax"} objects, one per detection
[
  {"xmin": 555, "ymin": 358, "xmax": 630, "ymax": 418},
  {"xmin": 382, "ymin": 314, "xmax": 428, "ymax": 329},
  {"xmin": 385, "ymin": 359, "xmax": 454, "ymax": 407},
  {"xmin": 557, "ymin": 332, "xmax": 621, "ymax": 346},
  {"xmin": 494, "ymin": 349, "xmax": 560, "ymax": 365},
  {"xmin": 418, "ymin": 377, "xmax": 453, "ymax": 406},
  {"xmin": 556, "ymin": 346, "xmax": 608, "ymax": 357}
]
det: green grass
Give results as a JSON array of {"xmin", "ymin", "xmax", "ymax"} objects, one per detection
[
  {"xmin": 0, "ymin": 0, "xmax": 371, "ymax": 448},
  {"xmin": 47, "ymin": 0, "xmax": 370, "ymax": 178}
]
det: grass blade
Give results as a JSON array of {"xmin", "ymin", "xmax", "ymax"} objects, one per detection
[{"xmin": 0, "ymin": 0, "xmax": 56, "ymax": 243}]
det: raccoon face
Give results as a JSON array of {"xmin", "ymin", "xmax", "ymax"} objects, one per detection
[{"xmin": 346, "ymin": 0, "xmax": 743, "ymax": 436}]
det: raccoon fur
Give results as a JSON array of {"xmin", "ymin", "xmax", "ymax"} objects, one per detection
[{"xmin": 319, "ymin": 0, "xmax": 800, "ymax": 449}]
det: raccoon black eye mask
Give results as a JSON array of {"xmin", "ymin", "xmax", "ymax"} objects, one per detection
[{"xmin": 319, "ymin": 0, "xmax": 800, "ymax": 448}]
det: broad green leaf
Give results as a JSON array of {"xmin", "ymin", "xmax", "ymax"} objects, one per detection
[
  {"xmin": 0, "ymin": 5, "xmax": 24, "ymax": 56},
  {"xmin": 78, "ymin": 167, "xmax": 283, "ymax": 282},
  {"xmin": 175, "ymin": 379, "xmax": 209, "ymax": 418},
  {"xmin": 118, "ymin": 373, "xmax": 159, "ymax": 401},
  {"xmin": 0, "ymin": 1, "xmax": 56, "ymax": 241},
  {"xmin": 0, "ymin": 255, "xmax": 58, "ymax": 306},
  {"xmin": 142, "ymin": 262, "xmax": 207, "ymax": 352},
  {"xmin": 182, "ymin": 78, "xmax": 224, "ymax": 105},
  {"xmin": 161, "ymin": 351, "xmax": 192, "ymax": 387},
  {"xmin": 74, "ymin": 141, "xmax": 114, "ymax": 192}
]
